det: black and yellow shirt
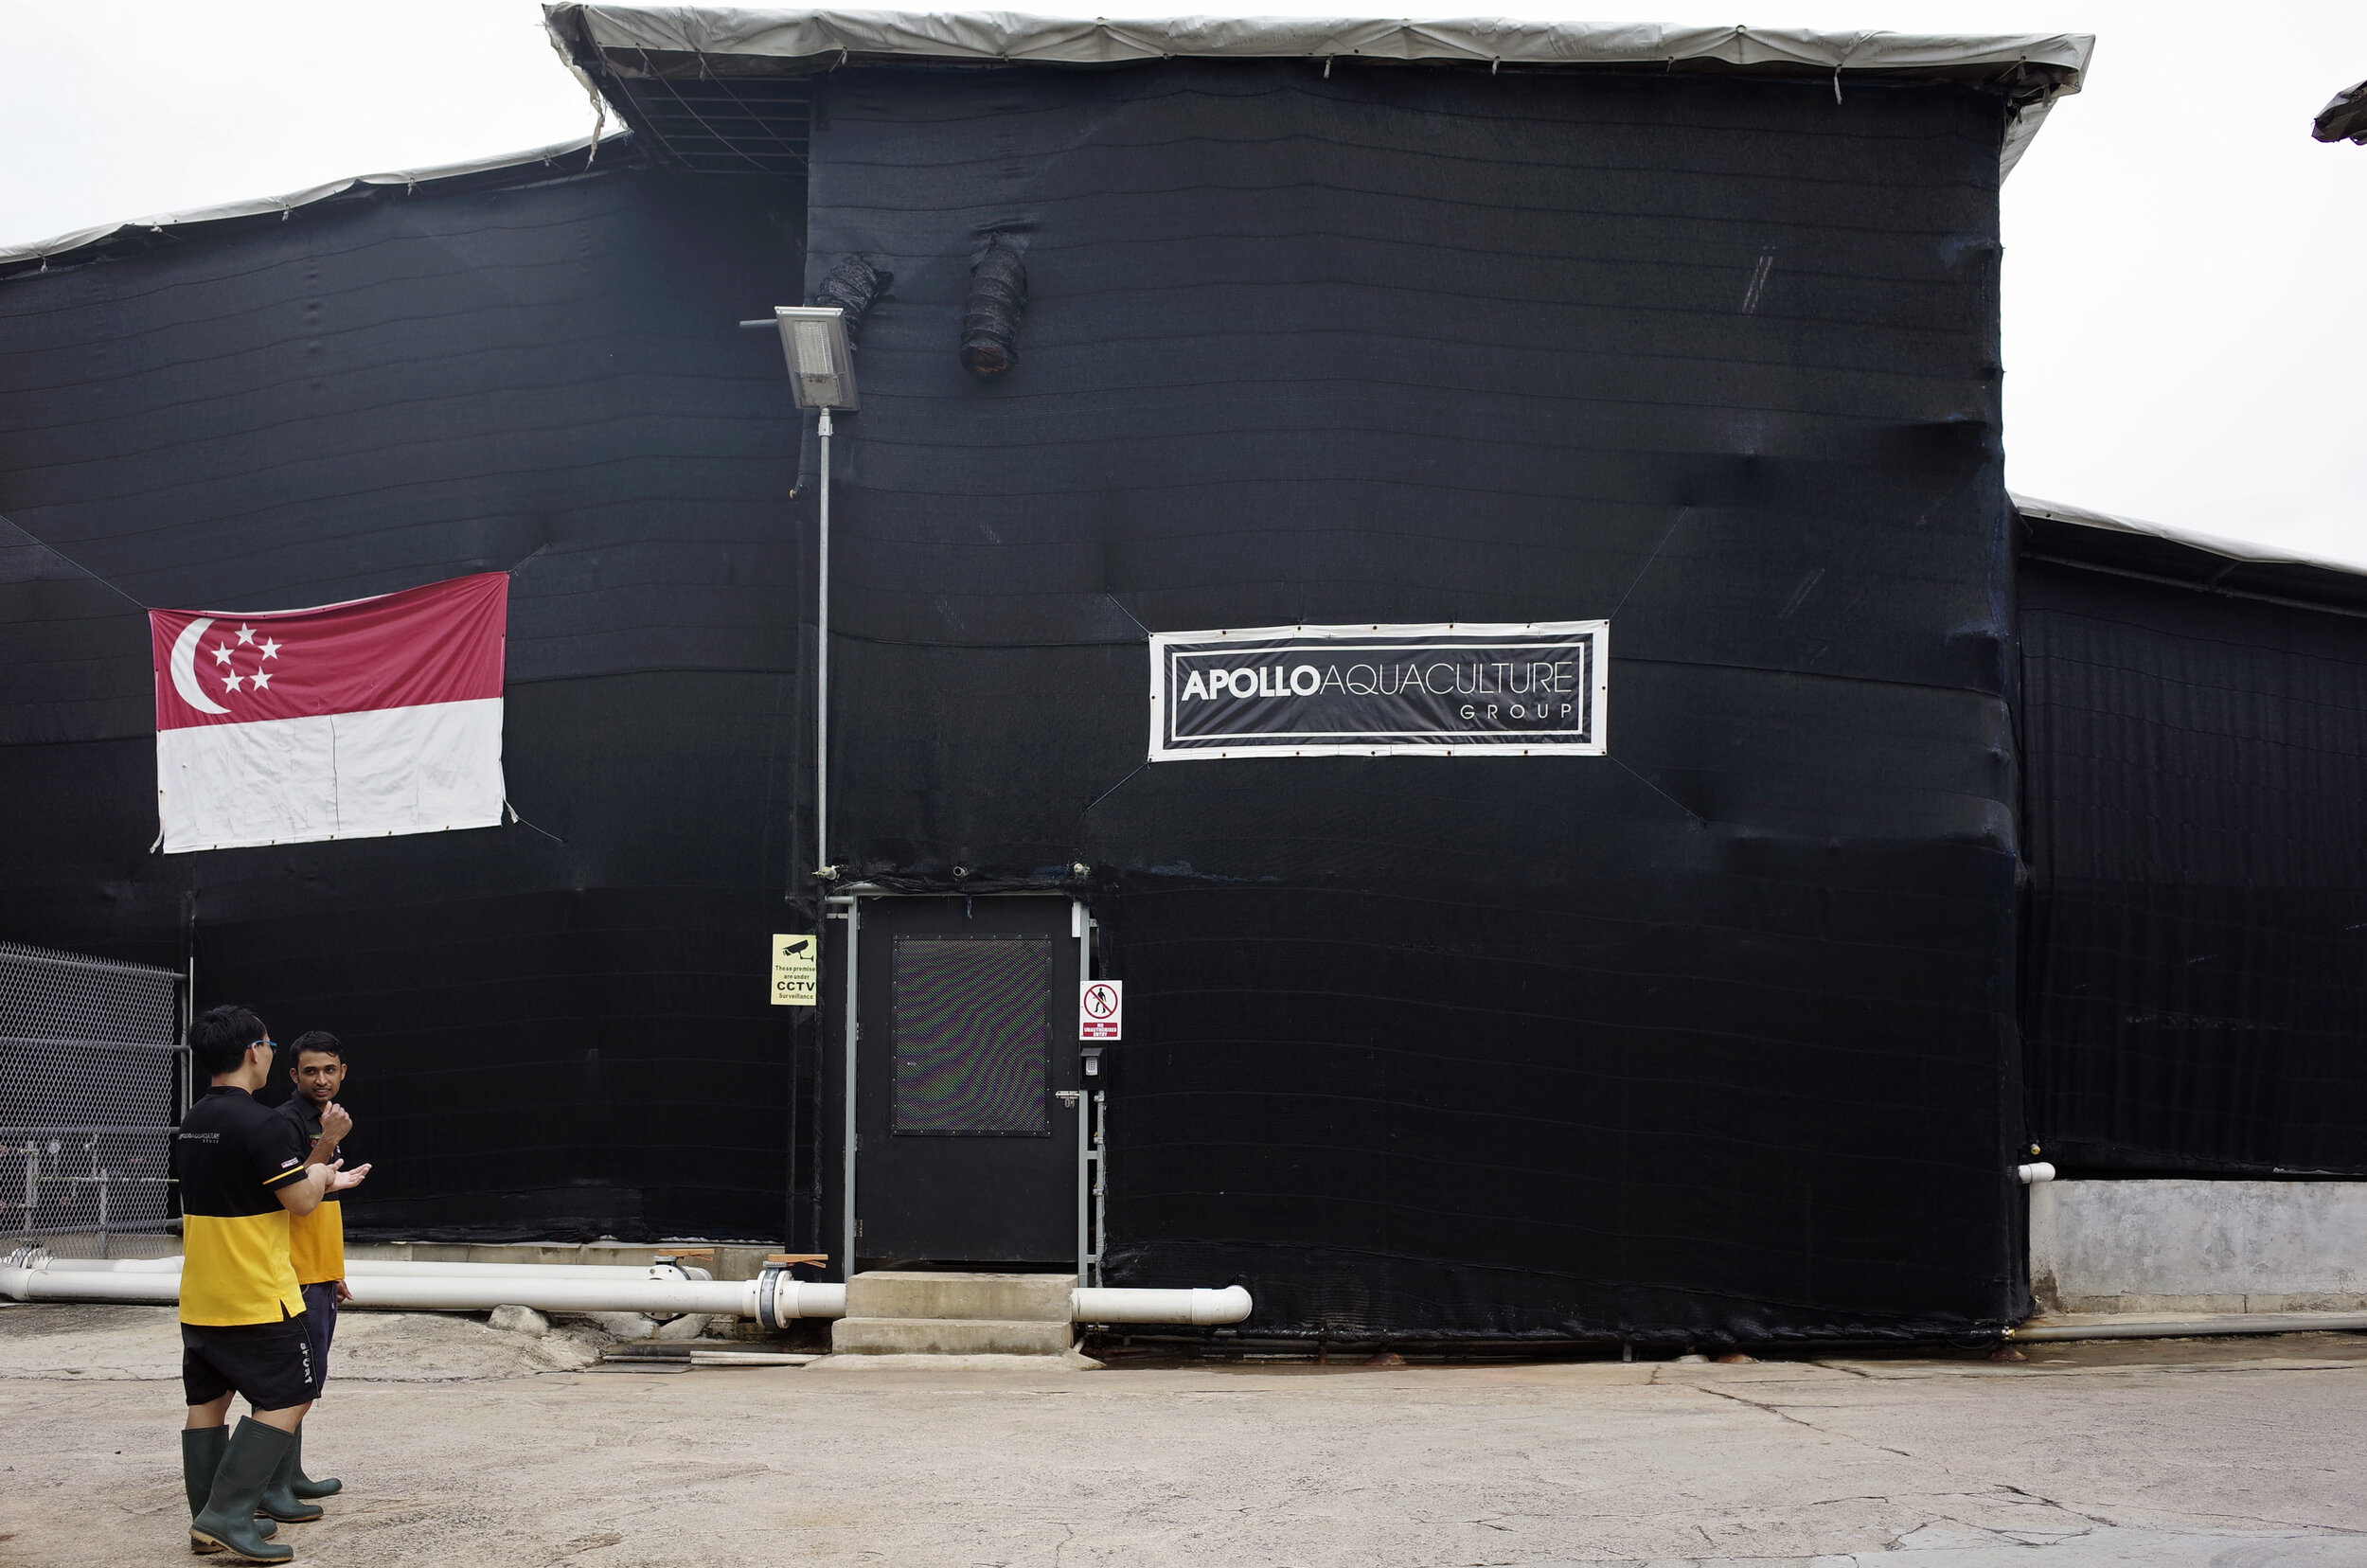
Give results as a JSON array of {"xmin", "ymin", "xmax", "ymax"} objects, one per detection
[
  {"xmin": 275, "ymin": 1096, "xmax": 347, "ymax": 1286},
  {"xmin": 173, "ymin": 1086, "xmax": 309, "ymax": 1327}
]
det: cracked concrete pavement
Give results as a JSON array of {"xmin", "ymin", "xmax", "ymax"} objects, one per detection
[{"xmin": 1, "ymin": 1306, "xmax": 2363, "ymax": 1567}]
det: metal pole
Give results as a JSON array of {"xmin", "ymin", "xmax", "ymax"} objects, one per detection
[
  {"xmin": 840, "ymin": 892, "xmax": 859, "ymax": 1282},
  {"xmin": 1077, "ymin": 900, "xmax": 1092, "ymax": 1281},
  {"xmin": 1092, "ymin": 1091, "xmax": 1107, "ymax": 1289},
  {"xmin": 815, "ymin": 406, "xmax": 832, "ymax": 881}
]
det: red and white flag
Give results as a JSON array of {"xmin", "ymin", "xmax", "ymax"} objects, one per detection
[{"xmin": 148, "ymin": 573, "xmax": 508, "ymax": 853}]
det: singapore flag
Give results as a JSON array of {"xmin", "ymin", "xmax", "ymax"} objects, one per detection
[{"xmin": 148, "ymin": 573, "xmax": 507, "ymax": 853}]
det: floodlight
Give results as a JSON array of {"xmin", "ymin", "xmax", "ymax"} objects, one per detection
[{"xmin": 773, "ymin": 306, "xmax": 860, "ymax": 410}]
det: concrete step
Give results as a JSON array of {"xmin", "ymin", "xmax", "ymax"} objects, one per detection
[
  {"xmin": 843, "ymin": 1271, "xmax": 1076, "ymax": 1323},
  {"xmin": 830, "ymin": 1316, "xmax": 1076, "ymax": 1357}
]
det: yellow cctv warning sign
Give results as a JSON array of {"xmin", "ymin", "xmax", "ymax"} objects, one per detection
[{"xmin": 771, "ymin": 934, "xmax": 818, "ymax": 1007}]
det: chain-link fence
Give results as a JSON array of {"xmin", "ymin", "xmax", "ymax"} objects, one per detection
[{"xmin": 0, "ymin": 942, "xmax": 184, "ymax": 1238}]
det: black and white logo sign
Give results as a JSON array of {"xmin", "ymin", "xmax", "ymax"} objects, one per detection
[{"xmin": 1148, "ymin": 621, "xmax": 1607, "ymax": 760}]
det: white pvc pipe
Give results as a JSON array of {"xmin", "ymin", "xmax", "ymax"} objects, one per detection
[
  {"xmin": 342, "ymin": 1274, "xmax": 759, "ymax": 1317},
  {"xmin": 31, "ymin": 1256, "xmax": 711, "ymax": 1282},
  {"xmin": 1073, "ymin": 1286, "xmax": 1253, "ymax": 1325},
  {"xmin": 1, "ymin": 1259, "xmax": 846, "ymax": 1321},
  {"xmin": 351, "ymin": 1260, "xmax": 718, "ymax": 1282},
  {"xmin": 1, "ymin": 1267, "xmax": 187, "ymax": 1305},
  {"xmin": 2017, "ymin": 1162, "xmax": 2057, "ymax": 1185},
  {"xmin": 8, "ymin": 1257, "xmax": 1249, "ymax": 1326}
]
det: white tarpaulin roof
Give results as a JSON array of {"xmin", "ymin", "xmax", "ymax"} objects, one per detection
[
  {"xmin": 4, "ymin": 10, "xmax": 2092, "ymax": 274},
  {"xmin": 2014, "ymin": 493, "xmax": 2367, "ymax": 581},
  {"xmin": 545, "ymin": 7, "xmax": 2091, "ymax": 176},
  {"xmin": 0, "ymin": 136, "xmax": 607, "ymax": 275},
  {"xmin": 549, "ymin": 7, "xmax": 2089, "ymax": 80}
]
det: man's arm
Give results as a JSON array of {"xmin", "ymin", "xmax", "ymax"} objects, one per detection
[
  {"xmin": 272, "ymin": 1159, "xmax": 370, "ymax": 1219},
  {"xmin": 301, "ymin": 1102, "xmax": 352, "ymax": 1169}
]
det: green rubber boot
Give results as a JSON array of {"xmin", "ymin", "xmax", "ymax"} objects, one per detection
[
  {"xmin": 188, "ymin": 1418, "xmax": 295, "ymax": 1563},
  {"xmin": 285, "ymin": 1428, "xmax": 341, "ymax": 1501},
  {"xmin": 256, "ymin": 1425, "xmax": 325, "ymax": 1524},
  {"xmin": 181, "ymin": 1427, "xmax": 276, "ymax": 1556}
]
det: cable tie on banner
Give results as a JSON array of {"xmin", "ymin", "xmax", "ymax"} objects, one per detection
[
  {"xmin": 1103, "ymin": 592, "xmax": 1151, "ymax": 638},
  {"xmin": 1607, "ymin": 506, "xmax": 1693, "ymax": 621},
  {"xmin": 0, "ymin": 512, "xmax": 150, "ymax": 609},
  {"xmin": 1611, "ymin": 757, "xmax": 1704, "ymax": 826},
  {"xmin": 1079, "ymin": 762, "xmax": 1148, "ymax": 827},
  {"xmin": 507, "ymin": 801, "xmax": 565, "ymax": 844}
]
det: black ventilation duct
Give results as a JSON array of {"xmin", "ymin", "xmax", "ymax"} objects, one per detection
[
  {"xmin": 959, "ymin": 237, "xmax": 1027, "ymax": 376},
  {"xmin": 809, "ymin": 256, "xmax": 891, "ymax": 347}
]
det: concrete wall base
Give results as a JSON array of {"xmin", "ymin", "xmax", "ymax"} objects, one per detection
[
  {"xmin": 828, "ymin": 1272, "xmax": 1080, "ymax": 1358},
  {"xmin": 2032, "ymin": 1179, "xmax": 2367, "ymax": 1315}
]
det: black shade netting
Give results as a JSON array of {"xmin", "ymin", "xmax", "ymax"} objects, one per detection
[
  {"xmin": 0, "ymin": 160, "xmax": 825, "ymax": 1243},
  {"xmin": 807, "ymin": 61, "xmax": 2026, "ymax": 1340},
  {"xmin": 2020, "ymin": 559, "xmax": 2367, "ymax": 1177}
]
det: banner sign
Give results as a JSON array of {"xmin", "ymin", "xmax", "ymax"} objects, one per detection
[{"xmin": 1148, "ymin": 621, "xmax": 1607, "ymax": 760}]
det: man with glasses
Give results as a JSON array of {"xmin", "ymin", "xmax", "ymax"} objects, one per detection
[{"xmin": 173, "ymin": 1006, "xmax": 368, "ymax": 1561}]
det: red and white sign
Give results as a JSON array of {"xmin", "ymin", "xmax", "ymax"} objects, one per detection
[
  {"xmin": 148, "ymin": 573, "xmax": 508, "ymax": 853},
  {"xmin": 1079, "ymin": 980, "xmax": 1122, "ymax": 1041}
]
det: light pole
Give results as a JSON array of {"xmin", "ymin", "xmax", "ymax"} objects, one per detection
[{"xmin": 752, "ymin": 305, "xmax": 860, "ymax": 882}]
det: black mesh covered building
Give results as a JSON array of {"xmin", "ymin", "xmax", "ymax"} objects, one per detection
[{"xmin": 22, "ymin": 10, "xmax": 2340, "ymax": 1351}]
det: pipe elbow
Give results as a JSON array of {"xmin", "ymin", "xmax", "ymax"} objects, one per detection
[
  {"xmin": 1190, "ymin": 1285, "xmax": 1254, "ymax": 1325},
  {"xmin": 2018, "ymin": 1161, "xmax": 2056, "ymax": 1185}
]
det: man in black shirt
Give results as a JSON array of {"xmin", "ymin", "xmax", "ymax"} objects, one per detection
[
  {"xmin": 174, "ymin": 1005, "xmax": 367, "ymax": 1562},
  {"xmin": 275, "ymin": 1030, "xmax": 357, "ymax": 1502}
]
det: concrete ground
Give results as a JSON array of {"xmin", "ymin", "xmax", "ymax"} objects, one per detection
[{"xmin": 1, "ymin": 1306, "xmax": 2364, "ymax": 1568}]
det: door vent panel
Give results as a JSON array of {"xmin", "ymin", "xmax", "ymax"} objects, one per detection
[{"xmin": 892, "ymin": 935, "xmax": 1052, "ymax": 1136}]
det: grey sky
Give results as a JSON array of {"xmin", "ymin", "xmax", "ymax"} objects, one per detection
[{"xmin": 5, "ymin": 1, "xmax": 2360, "ymax": 564}]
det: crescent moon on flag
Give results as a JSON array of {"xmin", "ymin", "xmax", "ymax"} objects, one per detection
[{"xmin": 168, "ymin": 617, "xmax": 232, "ymax": 715}]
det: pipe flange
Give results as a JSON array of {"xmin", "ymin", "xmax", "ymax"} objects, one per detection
[{"xmin": 756, "ymin": 1263, "xmax": 786, "ymax": 1331}]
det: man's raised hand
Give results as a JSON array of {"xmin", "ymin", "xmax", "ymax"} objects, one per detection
[{"xmin": 320, "ymin": 1102, "xmax": 353, "ymax": 1142}]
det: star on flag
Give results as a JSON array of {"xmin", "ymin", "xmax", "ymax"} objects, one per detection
[{"xmin": 203, "ymin": 636, "xmax": 287, "ymax": 700}]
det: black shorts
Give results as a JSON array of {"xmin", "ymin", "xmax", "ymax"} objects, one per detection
[{"xmin": 182, "ymin": 1313, "xmax": 319, "ymax": 1410}]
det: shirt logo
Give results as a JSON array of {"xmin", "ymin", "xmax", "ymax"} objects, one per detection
[{"xmin": 279, "ymin": 1157, "xmax": 301, "ymax": 1168}]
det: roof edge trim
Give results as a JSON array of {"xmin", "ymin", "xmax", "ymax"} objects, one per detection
[
  {"xmin": 0, "ymin": 134, "xmax": 614, "ymax": 276},
  {"xmin": 2012, "ymin": 492, "xmax": 2367, "ymax": 582}
]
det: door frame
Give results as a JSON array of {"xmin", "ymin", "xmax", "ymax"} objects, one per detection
[{"xmin": 823, "ymin": 887, "xmax": 1103, "ymax": 1281}]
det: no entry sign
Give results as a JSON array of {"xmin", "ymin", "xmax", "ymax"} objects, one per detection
[{"xmin": 1079, "ymin": 980, "xmax": 1122, "ymax": 1040}]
